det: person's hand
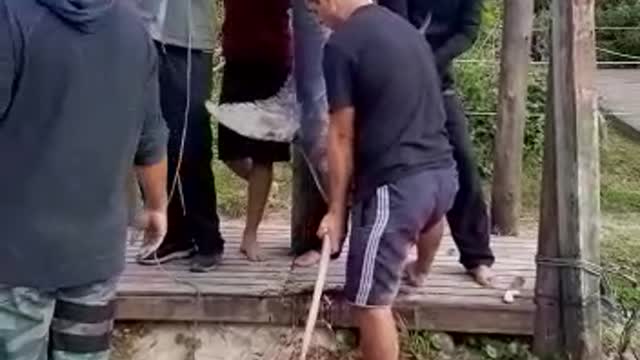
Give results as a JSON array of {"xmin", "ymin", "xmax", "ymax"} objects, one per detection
[
  {"xmin": 317, "ymin": 211, "xmax": 344, "ymax": 254},
  {"xmin": 136, "ymin": 208, "xmax": 167, "ymax": 254}
]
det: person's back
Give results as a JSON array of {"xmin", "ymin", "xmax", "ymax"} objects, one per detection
[
  {"xmin": 0, "ymin": 0, "xmax": 166, "ymax": 289},
  {"xmin": 323, "ymin": 4, "xmax": 454, "ymax": 201},
  {"xmin": 0, "ymin": 1, "xmax": 167, "ymax": 358}
]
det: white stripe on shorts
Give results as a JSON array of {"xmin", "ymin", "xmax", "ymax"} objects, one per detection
[{"xmin": 354, "ymin": 185, "xmax": 390, "ymax": 306}]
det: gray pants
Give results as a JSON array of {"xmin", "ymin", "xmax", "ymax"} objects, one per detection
[{"xmin": 0, "ymin": 278, "xmax": 118, "ymax": 360}]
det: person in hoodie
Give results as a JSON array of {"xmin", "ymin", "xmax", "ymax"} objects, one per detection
[
  {"xmin": 378, "ymin": 0, "xmax": 496, "ymax": 286},
  {"xmin": 0, "ymin": 0, "xmax": 168, "ymax": 359},
  {"xmin": 136, "ymin": 0, "xmax": 227, "ymax": 272}
]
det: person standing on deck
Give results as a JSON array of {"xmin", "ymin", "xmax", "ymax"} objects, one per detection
[
  {"xmin": 0, "ymin": 0, "xmax": 168, "ymax": 359},
  {"xmin": 310, "ymin": 0, "xmax": 458, "ymax": 358},
  {"xmin": 136, "ymin": 0, "xmax": 227, "ymax": 272},
  {"xmin": 378, "ymin": 0, "xmax": 496, "ymax": 286},
  {"xmin": 217, "ymin": 0, "xmax": 293, "ymax": 261}
]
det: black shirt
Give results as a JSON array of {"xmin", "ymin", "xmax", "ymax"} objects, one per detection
[
  {"xmin": 378, "ymin": 0, "xmax": 483, "ymax": 88},
  {"xmin": 322, "ymin": 4, "xmax": 454, "ymax": 201}
]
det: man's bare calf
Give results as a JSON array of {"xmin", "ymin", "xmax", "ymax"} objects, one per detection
[
  {"xmin": 354, "ymin": 306, "xmax": 400, "ymax": 360},
  {"xmin": 225, "ymin": 159, "xmax": 273, "ymax": 262},
  {"xmin": 405, "ymin": 219, "xmax": 495, "ymax": 287},
  {"xmin": 405, "ymin": 219, "xmax": 445, "ymax": 287}
]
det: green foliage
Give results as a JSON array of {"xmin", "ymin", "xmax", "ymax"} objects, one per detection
[
  {"xmin": 596, "ymin": 0, "xmax": 640, "ymax": 64},
  {"xmin": 454, "ymin": 0, "xmax": 547, "ymax": 176},
  {"xmin": 462, "ymin": 336, "xmax": 536, "ymax": 360},
  {"xmin": 534, "ymin": 0, "xmax": 640, "ymax": 64}
]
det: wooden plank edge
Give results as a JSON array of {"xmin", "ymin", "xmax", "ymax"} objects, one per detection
[{"xmin": 115, "ymin": 294, "xmax": 534, "ymax": 335}]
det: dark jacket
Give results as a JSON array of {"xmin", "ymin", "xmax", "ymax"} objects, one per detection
[
  {"xmin": 0, "ymin": 0, "xmax": 168, "ymax": 289},
  {"xmin": 379, "ymin": 0, "xmax": 483, "ymax": 88}
]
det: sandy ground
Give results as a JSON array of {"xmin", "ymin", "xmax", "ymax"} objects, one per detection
[{"xmin": 111, "ymin": 323, "xmax": 346, "ymax": 360}]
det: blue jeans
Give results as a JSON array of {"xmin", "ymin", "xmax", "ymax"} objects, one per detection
[{"xmin": 0, "ymin": 278, "xmax": 118, "ymax": 360}]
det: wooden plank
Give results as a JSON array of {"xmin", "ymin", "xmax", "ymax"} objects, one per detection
[
  {"xmin": 117, "ymin": 223, "xmax": 538, "ymax": 335},
  {"xmin": 538, "ymin": 0, "xmax": 602, "ymax": 358},
  {"xmin": 116, "ymin": 294, "xmax": 534, "ymax": 335},
  {"xmin": 491, "ymin": 0, "xmax": 535, "ymax": 235}
]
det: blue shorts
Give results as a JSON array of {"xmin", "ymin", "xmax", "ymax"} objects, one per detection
[{"xmin": 345, "ymin": 168, "xmax": 459, "ymax": 307}]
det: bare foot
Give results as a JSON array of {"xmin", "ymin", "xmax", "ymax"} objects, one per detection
[
  {"xmin": 240, "ymin": 233, "xmax": 264, "ymax": 262},
  {"xmin": 468, "ymin": 265, "xmax": 494, "ymax": 287},
  {"xmin": 293, "ymin": 250, "xmax": 322, "ymax": 267},
  {"xmin": 404, "ymin": 261, "xmax": 429, "ymax": 287}
]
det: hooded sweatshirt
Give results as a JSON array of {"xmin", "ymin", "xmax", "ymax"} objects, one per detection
[{"xmin": 0, "ymin": 0, "xmax": 168, "ymax": 289}]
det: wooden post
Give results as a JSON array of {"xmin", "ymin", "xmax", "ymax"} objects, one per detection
[
  {"xmin": 534, "ymin": 0, "xmax": 601, "ymax": 358},
  {"xmin": 491, "ymin": 0, "xmax": 535, "ymax": 236},
  {"xmin": 533, "ymin": 61, "xmax": 563, "ymax": 355},
  {"xmin": 291, "ymin": 151, "xmax": 327, "ymax": 256}
]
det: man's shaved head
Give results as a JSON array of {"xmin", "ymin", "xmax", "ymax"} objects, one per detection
[{"xmin": 307, "ymin": 0, "xmax": 373, "ymax": 29}]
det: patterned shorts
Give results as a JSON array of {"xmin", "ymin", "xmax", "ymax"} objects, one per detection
[{"xmin": 0, "ymin": 278, "xmax": 118, "ymax": 360}]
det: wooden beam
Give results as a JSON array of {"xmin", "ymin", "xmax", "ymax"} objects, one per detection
[
  {"xmin": 534, "ymin": 61, "xmax": 563, "ymax": 355},
  {"xmin": 491, "ymin": 0, "xmax": 535, "ymax": 236},
  {"xmin": 535, "ymin": 0, "xmax": 601, "ymax": 358},
  {"xmin": 115, "ymin": 294, "xmax": 534, "ymax": 335},
  {"xmin": 291, "ymin": 151, "xmax": 327, "ymax": 255}
]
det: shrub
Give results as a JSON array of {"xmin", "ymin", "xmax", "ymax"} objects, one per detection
[{"xmin": 454, "ymin": 0, "xmax": 547, "ymax": 176}]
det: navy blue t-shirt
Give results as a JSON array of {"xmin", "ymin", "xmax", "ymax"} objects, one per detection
[{"xmin": 322, "ymin": 4, "xmax": 454, "ymax": 201}]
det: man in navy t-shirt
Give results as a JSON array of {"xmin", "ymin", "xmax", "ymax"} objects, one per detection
[
  {"xmin": 378, "ymin": 0, "xmax": 496, "ymax": 286},
  {"xmin": 310, "ymin": 0, "xmax": 459, "ymax": 358}
]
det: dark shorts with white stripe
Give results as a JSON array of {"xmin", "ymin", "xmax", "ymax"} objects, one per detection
[
  {"xmin": 345, "ymin": 168, "xmax": 459, "ymax": 307},
  {"xmin": 0, "ymin": 278, "xmax": 118, "ymax": 360}
]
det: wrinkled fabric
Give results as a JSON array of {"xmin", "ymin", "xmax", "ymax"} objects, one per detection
[{"xmin": 207, "ymin": 0, "xmax": 330, "ymax": 195}]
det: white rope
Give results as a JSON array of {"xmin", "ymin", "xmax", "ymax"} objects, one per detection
[{"xmin": 597, "ymin": 46, "xmax": 640, "ymax": 61}]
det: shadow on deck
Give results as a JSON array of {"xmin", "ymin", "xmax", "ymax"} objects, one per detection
[{"xmin": 115, "ymin": 223, "xmax": 536, "ymax": 335}]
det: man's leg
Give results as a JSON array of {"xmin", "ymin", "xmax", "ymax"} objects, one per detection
[
  {"xmin": 224, "ymin": 159, "xmax": 252, "ymax": 181},
  {"xmin": 50, "ymin": 278, "xmax": 118, "ymax": 360},
  {"xmin": 175, "ymin": 49, "xmax": 225, "ymax": 272},
  {"xmin": 443, "ymin": 91, "xmax": 495, "ymax": 285},
  {"xmin": 345, "ymin": 186, "xmax": 404, "ymax": 360},
  {"xmin": 241, "ymin": 161, "xmax": 273, "ymax": 262},
  {"xmin": 405, "ymin": 219, "xmax": 445, "ymax": 287},
  {"xmin": 353, "ymin": 307, "xmax": 399, "ymax": 360},
  {"xmin": 0, "ymin": 286, "xmax": 55, "ymax": 360},
  {"xmin": 138, "ymin": 44, "xmax": 199, "ymax": 265}
]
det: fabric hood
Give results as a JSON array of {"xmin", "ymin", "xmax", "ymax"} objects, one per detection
[{"xmin": 37, "ymin": 0, "xmax": 114, "ymax": 32}]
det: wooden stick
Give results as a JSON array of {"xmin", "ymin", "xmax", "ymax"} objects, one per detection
[{"xmin": 299, "ymin": 235, "xmax": 332, "ymax": 360}]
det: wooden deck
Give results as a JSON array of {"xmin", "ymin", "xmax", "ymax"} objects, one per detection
[{"xmin": 116, "ymin": 223, "xmax": 536, "ymax": 335}]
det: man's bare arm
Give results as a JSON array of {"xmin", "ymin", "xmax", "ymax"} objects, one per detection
[
  {"xmin": 327, "ymin": 107, "xmax": 356, "ymax": 218},
  {"xmin": 136, "ymin": 159, "xmax": 168, "ymax": 212}
]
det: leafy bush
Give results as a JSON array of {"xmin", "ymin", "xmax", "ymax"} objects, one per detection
[
  {"xmin": 454, "ymin": 0, "xmax": 547, "ymax": 176},
  {"xmin": 596, "ymin": 0, "xmax": 640, "ymax": 64}
]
